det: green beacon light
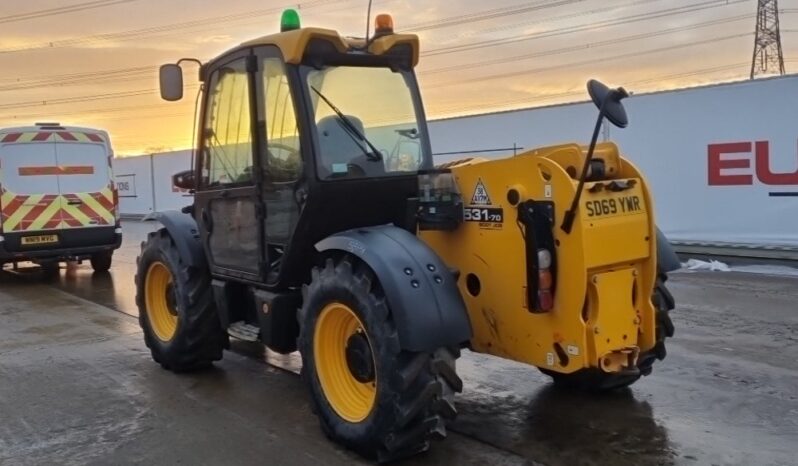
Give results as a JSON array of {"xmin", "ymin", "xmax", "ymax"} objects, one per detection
[{"xmin": 281, "ymin": 9, "xmax": 301, "ymax": 32}]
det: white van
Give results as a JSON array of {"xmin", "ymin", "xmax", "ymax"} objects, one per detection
[{"xmin": 0, "ymin": 123, "xmax": 121, "ymax": 272}]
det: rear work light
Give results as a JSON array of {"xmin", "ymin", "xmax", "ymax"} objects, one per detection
[
  {"xmin": 536, "ymin": 249, "xmax": 554, "ymax": 311},
  {"xmin": 517, "ymin": 200, "xmax": 557, "ymax": 313}
]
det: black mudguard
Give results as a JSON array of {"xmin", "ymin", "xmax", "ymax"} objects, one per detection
[
  {"xmin": 316, "ymin": 225, "xmax": 473, "ymax": 352},
  {"xmin": 656, "ymin": 227, "xmax": 681, "ymax": 273},
  {"xmin": 142, "ymin": 210, "xmax": 206, "ymax": 269}
]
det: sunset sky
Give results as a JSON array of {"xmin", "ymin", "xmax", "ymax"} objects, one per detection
[{"xmin": 1, "ymin": 0, "xmax": 796, "ymax": 155}]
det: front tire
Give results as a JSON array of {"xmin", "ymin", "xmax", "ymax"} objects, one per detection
[
  {"xmin": 135, "ymin": 228, "xmax": 227, "ymax": 371},
  {"xmin": 298, "ymin": 256, "xmax": 462, "ymax": 461}
]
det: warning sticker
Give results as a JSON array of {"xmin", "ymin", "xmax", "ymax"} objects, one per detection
[{"xmin": 471, "ymin": 178, "xmax": 492, "ymax": 205}]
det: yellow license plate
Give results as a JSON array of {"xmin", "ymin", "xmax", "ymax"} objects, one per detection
[
  {"xmin": 21, "ymin": 234, "xmax": 59, "ymax": 246},
  {"xmin": 583, "ymin": 193, "xmax": 646, "ymax": 219}
]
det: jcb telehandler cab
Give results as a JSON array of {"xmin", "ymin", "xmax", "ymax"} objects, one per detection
[{"xmin": 136, "ymin": 10, "xmax": 679, "ymax": 461}]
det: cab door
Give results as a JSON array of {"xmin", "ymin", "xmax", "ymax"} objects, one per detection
[
  {"xmin": 194, "ymin": 51, "xmax": 266, "ymax": 281},
  {"xmin": 255, "ymin": 46, "xmax": 305, "ymax": 283}
]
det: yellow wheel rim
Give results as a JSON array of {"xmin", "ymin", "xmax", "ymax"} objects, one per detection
[
  {"xmin": 313, "ymin": 302, "xmax": 377, "ymax": 423},
  {"xmin": 145, "ymin": 261, "xmax": 178, "ymax": 342}
]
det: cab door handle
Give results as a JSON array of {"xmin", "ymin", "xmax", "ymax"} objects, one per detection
[{"xmin": 201, "ymin": 209, "xmax": 213, "ymax": 233}]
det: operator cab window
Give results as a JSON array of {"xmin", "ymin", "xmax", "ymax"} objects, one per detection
[
  {"xmin": 203, "ymin": 59, "xmax": 253, "ymax": 187},
  {"xmin": 261, "ymin": 56, "xmax": 302, "ymax": 256},
  {"xmin": 305, "ymin": 66, "xmax": 425, "ymax": 180},
  {"xmin": 263, "ymin": 58, "xmax": 302, "ymax": 183}
]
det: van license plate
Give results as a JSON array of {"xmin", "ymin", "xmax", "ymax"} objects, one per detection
[{"xmin": 21, "ymin": 235, "xmax": 58, "ymax": 246}]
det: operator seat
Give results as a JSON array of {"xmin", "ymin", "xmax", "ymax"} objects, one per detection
[{"xmin": 316, "ymin": 115, "xmax": 385, "ymax": 178}]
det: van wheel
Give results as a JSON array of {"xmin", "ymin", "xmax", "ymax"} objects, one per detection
[
  {"xmin": 90, "ymin": 251, "xmax": 113, "ymax": 273},
  {"xmin": 41, "ymin": 261, "xmax": 60, "ymax": 277}
]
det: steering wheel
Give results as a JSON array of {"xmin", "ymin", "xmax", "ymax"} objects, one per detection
[
  {"xmin": 267, "ymin": 142, "xmax": 300, "ymax": 162},
  {"xmin": 346, "ymin": 163, "xmax": 367, "ymax": 177}
]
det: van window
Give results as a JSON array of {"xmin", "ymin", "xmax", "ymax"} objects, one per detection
[
  {"xmin": 55, "ymin": 143, "xmax": 110, "ymax": 194},
  {"xmin": 0, "ymin": 142, "xmax": 59, "ymax": 195}
]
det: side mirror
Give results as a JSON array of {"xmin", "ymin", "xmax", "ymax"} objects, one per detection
[
  {"xmin": 172, "ymin": 169, "xmax": 195, "ymax": 190},
  {"xmin": 560, "ymin": 80, "xmax": 630, "ymax": 234},
  {"xmin": 160, "ymin": 64, "xmax": 184, "ymax": 101},
  {"xmin": 587, "ymin": 79, "xmax": 629, "ymax": 128}
]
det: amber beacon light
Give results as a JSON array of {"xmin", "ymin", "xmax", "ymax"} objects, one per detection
[{"xmin": 374, "ymin": 14, "xmax": 394, "ymax": 35}]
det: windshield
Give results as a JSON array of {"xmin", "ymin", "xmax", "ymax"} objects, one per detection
[{"xmin": 305, "ymin": 66, "xmax": 428, "ymax": 180}]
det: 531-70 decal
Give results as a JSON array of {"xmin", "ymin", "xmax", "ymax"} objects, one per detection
[
  {"xmin": 464, "ymin": 206, "xmax": 504, "ymax": 230},
  {"xmin": 464, "ymin": 207, "xmax": 503, "ymax": 223}
]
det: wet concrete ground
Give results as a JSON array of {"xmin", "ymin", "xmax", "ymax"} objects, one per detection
[{"xmin": 1, "ymin": 220, "xmax": 797, "ymax": 465}]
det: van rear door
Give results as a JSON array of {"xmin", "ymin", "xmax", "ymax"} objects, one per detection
[
  {"xmin": 53, "ymin": 132, "xmax": 116, "ymax": 229},
  {"xmin": 0, "ymin": 134, "xmax": 62, "ymax": 232}
]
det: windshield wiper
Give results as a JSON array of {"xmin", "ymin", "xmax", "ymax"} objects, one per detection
[{"xmin": 310, "ymin": 86, "xmax": 382, "ymax": 161}]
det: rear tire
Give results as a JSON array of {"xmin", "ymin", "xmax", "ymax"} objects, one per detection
[
  {"xmin": 542, "ymin": 273, "xmax": 675, "ymax": 391},
  {"xmin": 298, "ymin": 255, "xmax": 462, "ymax": 462},
  {"xmin": 135, "ymin": 228, "xmax": 227, "ymax": 371},
  {"xmin": 90, "ymin": 251, "xmax": 113, "ymax": 273}
]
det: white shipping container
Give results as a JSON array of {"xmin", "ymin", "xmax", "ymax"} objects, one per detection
[
  {"xmin": 151, "ymin": 150, "xmax": 194, "ymax": 212},
  {"xmin": 113, "ymin": 154, "xmax": 154, "ymax": 216},
  {"xmin": 429, "ymin": 75, "xmax": 798, "ymax": 247}
]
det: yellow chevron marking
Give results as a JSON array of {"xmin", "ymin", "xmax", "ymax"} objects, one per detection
[
  {"xmin": 28, "ymin": 197, "xmax": 63, "ymax": 231},
  {"xmin": 0, "ymin": 191, "xmax": 12, "ymax": 230},
  {"xmin": 80, "ymin": 194, "xmax": 114, "ymax": 223},
  {"xmin": 1, "ymin": 189, "xmax": 15, "ymax": 207},
  {"xmin": 62, "ymin": 200, "xmax": 92, "ymax": 227},
  {"xmin": 3, "ymin": 193, "xmax": 43, "ymax": 230}
]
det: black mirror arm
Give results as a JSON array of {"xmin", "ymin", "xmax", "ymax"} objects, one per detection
[
  {"xmin": 561, "ymin": 86, "xmax": 625, "ymax": 234},
  {"xmin": 176, "ymin": 58, "xmax": 204, "ymax": 81},
  {"xmin": 561, "ymin": 80, "xmax": 630, "ymax": 232},
  {"xmin": 560, "ymin": 99, "xmax": 606, "ymax": 234},
  {"xmin": 560, "ymin": 86, "xmax": 629, "ymax": 233}
]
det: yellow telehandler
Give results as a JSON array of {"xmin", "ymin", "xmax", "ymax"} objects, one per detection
[{"xmin": 136, "ymin": 10, "xmax": 678, "ymax": 461}]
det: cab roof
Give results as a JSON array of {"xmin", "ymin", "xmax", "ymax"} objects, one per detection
[{"xmin": 214, "ymin": 27, "xmax": 420, "ymax": 68}]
